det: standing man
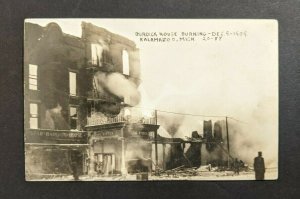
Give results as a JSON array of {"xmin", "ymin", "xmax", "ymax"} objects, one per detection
[
  {"xmin": 254, "ymin": 151, "xmax": 265, "ymax": 180},
  {"xmin": 233, "ymin": 158, "xmax": 240, "ymax": 175},
  {"xmin": 70, "ymin": 150, "xmax": 80, "ymax": 181}
]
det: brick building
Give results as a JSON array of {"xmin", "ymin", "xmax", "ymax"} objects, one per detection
[{"xmin": 24, "ymin": 21, "xmax": 159, "ymax": 179}]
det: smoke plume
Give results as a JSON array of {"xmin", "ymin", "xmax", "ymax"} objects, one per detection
[
  {"xmin": 158, "ymin": 113, "xmax": 184, "ymax": 137},
  {"xmin": 94, "ymin": 71, "xmax": 141, "ymax": 106},
  {"xmin": 41, "ymin": 104, "xmax": 69, "ymax": 130},
  {"xmin": 140, "ymin": 81, "xmax": 278, "ymax": 168}
]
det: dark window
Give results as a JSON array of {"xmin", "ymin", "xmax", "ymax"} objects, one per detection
[{"xmin": 70, "ymin": 107, "xmax": 77, "ymax": 130}]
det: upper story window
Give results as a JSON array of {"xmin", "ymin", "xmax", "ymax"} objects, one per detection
[
  {"xmin": 29, "ymin": 103, "xmax": 38, "ymax": 129},
  {"xmin": 69, "ymin": 72, "xmax": 77, "ymax": 96},
  {"xmin": 29, "ymin": 64, "xmax": 38, "ymax": 90},
  {"xmin": 70, "ymin": 106, "xmax": 78, "ymax": 130},
  {"xmin": 122, "ymin": 50, "xmax": 130, "ymax": 75},
  {"xmin": 91, "ymin": 43, "xmax": 103, "ymax": 66}
]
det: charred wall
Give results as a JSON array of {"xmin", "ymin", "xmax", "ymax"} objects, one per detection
[
  {"xmin": 203, "ymin": 120, "xmax": 227, "ymax": 166},
  {"xmin": 25, "ymin": 22, "xmax": 86, "ymax": 130},
  {"xmin": 25, "ymin": 21, "xmax": 143, "ymax": 131},
  {"xmin": 185, "ymin": 131, "xmax": 202, "ymax": 167},
  {"xmin": 81, "ymin": 22, "xmax": 141, "ymax": 85}
]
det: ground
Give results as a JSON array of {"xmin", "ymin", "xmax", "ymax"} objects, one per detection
[{"xmin": 28, "ymin": 168, "xmax": 277, "ymax": 181}]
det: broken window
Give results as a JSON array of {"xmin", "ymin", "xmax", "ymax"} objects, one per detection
[
  {"xmin": 29, "ymin": 103, "xmax": 38, "ymax": 129},
  {"xmin": 29, "ymin": 64, "xmax": 38, "ymax": 90},
  {"xmin": 122, "ymin": 50, "xmax": 130, "ymax": 75},
  {"xmin": 69, "ymin": 72, "xmax": 77, "ymax": 96},
  {"xmin": 70, "ymin": 106, "xmax": 78, "ymax": 130},
  {"xmin": 91, "ymin": 43, "xmax": 103, "ymax": 66}
]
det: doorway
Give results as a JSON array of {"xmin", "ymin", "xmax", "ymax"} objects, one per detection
[{"xmin": 94, "ymin": 153, "xmax": 115, "ymax": 175}]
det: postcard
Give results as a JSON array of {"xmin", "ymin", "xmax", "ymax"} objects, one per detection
[{"xmin": 24, "ymin": 19, "xmax": 278, "ymax": 181}]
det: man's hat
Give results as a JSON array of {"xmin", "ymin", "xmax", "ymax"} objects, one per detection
[{"xmin": 258, "ymin": 151, "xmax": 262, "ymax": 156}]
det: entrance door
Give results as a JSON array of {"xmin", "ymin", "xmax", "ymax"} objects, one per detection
[{"xmin": 70, "ymin": 150, "xmax": 84, "ymax": 175}]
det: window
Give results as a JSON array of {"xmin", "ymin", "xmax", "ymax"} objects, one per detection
[
  {"xmin": 91, "ymin": 43, "xmax": 103, "ymax": 66},
  {"xmin": 69, "ymin": 72, "xmax": 77, "ymax": 96},
  {"xmin": 70, "ymin": 107, "xmax": 78, "ymax": 130},
  {"xmin": 29, "ymin": 64, "xmax": 38, "ymax": 90},
  {"xmin": 29, "ymin": 103, "xmax": 38, "ymax": 129},
  {"xmin": 122, "ymin": 50, "xmax": 130, "ymax": 75}
]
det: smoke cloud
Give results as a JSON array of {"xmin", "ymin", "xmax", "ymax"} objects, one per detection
[
  {"xmin": 41, "ymin": 104, "xmax": 69, "ymax": 130},
  {"xmin": 94, "ymin": 71, "xmax": 141, "ymax": 106},
  {"xmin": 158, "ymin": 113, "xmax": 184, "ymax": 137},
  {"xmin": 140, "ymin": 79, "xmax": 278, "ymax": 168}
]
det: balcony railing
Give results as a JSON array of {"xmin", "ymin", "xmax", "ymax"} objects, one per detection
[{"xmin": 86, "ymin": 107, "xmax": 157, "ymax": 126}]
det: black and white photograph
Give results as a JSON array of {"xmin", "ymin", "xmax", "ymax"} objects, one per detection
[{"xmin": 24, "ymin": 19, "xmax": 278, "ymax": 181}]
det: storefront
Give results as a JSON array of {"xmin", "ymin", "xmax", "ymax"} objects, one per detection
[
  {"xmin": 24, "ymin": 129, "xmax": 88, "ymax": 180},
  {"xmin": 86, "ymin": 122, "xmax": 159, "ymax": 176}
]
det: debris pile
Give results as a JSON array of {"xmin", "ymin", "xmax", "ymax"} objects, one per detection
[{"xmin": 153, "ymin": 165, "xmax": 198, "ymax": 178}]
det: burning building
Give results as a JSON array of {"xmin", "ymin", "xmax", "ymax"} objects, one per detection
[
  {"xmin": 24, "ymin": 21, "xmax": 159, "ymax": 179},
  {"xmin": 154, "ymin": 119, "xmax": 229, "ymax": 171},
  {"xmin": 202, "ymin": 120, "xmax": 229, "ymax": 167}
]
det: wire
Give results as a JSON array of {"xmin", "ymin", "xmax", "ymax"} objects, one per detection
[
  {"xmin": 131, "ymin": 106, "xmax": 248, "ymax": 124},
  {"xmin": 135, "ymin": 106, "xmax": 226, "ymax": 118},
  {"xmin": 226, "ymin": 117, "xmax": 249, "ymax": 125}
]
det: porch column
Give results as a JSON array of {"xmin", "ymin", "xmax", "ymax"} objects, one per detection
[
  {"xmin": 112, "ymin": 154, "xmax": 115, "ymax": 173},
  {"xmin": 154, "ymin": 130, "xmax": 158, "ymax": 174},
  {"xmin": 120, "ymin": 128, "xmax": 127, "ymax": 175},
  {"xmin": 89, "ymin": 139, "xmax": 96, "ymax": 175}
]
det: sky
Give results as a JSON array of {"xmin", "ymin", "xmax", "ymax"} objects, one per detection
[{"xmin": 26, "ymin": 19, "xmax": 278, "ymax": 168}]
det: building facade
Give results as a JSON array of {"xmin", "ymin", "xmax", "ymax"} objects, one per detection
[{"xmin": 24, "ymin": 22, "xmax": 159, "ymax": 179}]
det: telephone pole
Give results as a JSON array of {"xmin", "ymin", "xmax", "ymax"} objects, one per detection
[
  {"xmin": 154, "ymin": 110, "xmax": 158, "ymax": 174},
  {"xmin": 226, "ymin": 116, "xmax": 230, "ymax": 168}
]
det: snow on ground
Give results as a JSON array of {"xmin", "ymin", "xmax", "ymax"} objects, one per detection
[
  {"xmin": 29, "ymin": 168, "xmax": 277, "ymax": 181},
  {"xmin": 150, "ymin": 167, "xmax": 277, "ymax": 181}
]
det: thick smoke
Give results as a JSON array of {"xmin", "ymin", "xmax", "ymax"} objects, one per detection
[
  {"xmin": 94, "ymin": 71, "xmax": 141, "ymax": 106},
  {"xmin": 226, "ymin": 97, "xmax": 278, "ymax": 167},
  {"xmin": 140, "ymin": 81, "xmax": 278, "ymax": 168},
  {"xmin": 90, "ymin": 38, "xmax": 141, "ymax": 106},
  {"xmin": 158, "ymin": 113, "xmax": 184, "ymax": 137},
  {"xmin": 125, "ymin": 127, "xmax": 153, "ymax": 172},
  {"xmin": 41, "ymin": 104, "xmax": 69, "ymax": 130}
]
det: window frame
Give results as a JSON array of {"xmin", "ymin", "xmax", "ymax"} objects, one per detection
[
  {"xmin": 29, "ymin": 64, "xmax": 38, "ymax": 90},
  {"xmin": 91, "ymin": 43, "xmax": 103, "ymax": 66},
  {"xmin": 29, "ymin": 102, "xmax": 39, "ymax": 129},
  {"xmin": 69, "ymin": 71, "xmax": 77, "ymax": 96}
]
